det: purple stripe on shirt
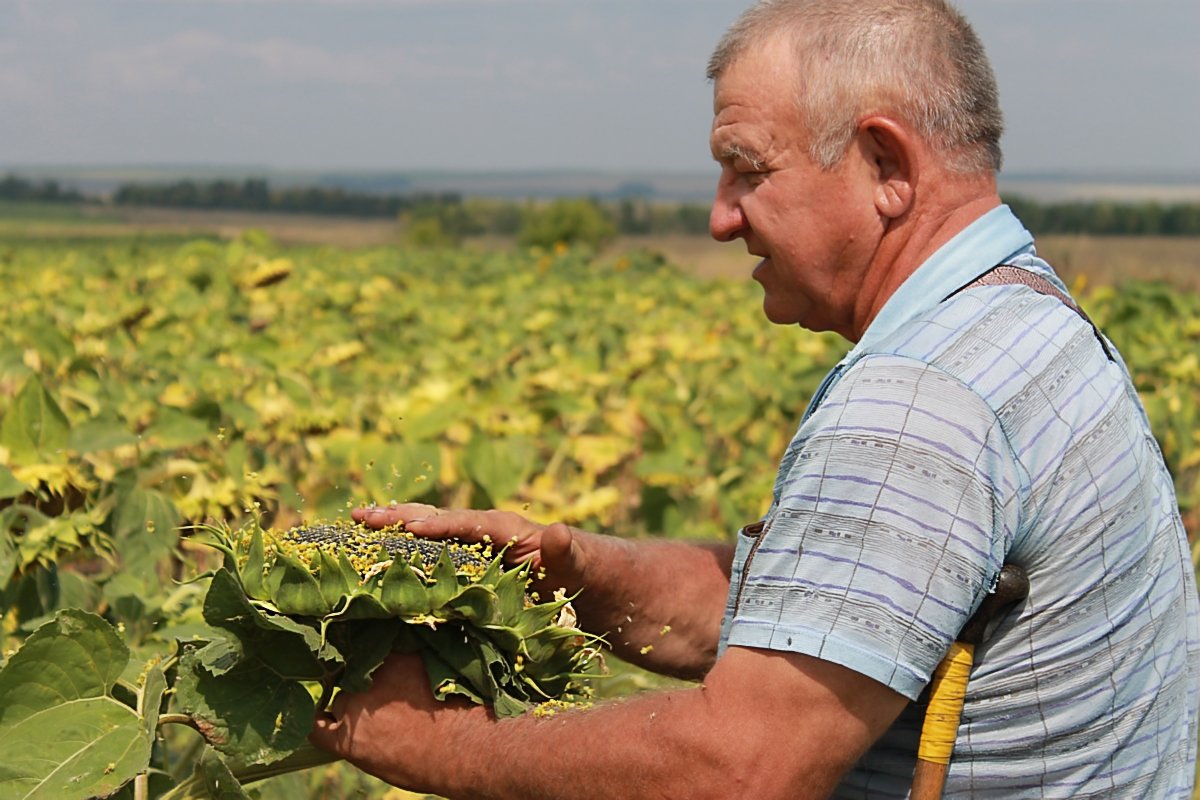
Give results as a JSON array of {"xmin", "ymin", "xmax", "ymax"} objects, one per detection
[
  {"xmin": 779, "ymin": 492, "xmax": 992, "ymax": 562},
  {"xmin": 791, "ymin": 472, "xmax": 991, "ymax": 540},
  {"xmin": 1023, "ymin": 382, "xmax": 1125, "ymax": 479},
  {"xmin": 820, "ymin": 423, "xmax": 998, "ymax": 465},
  {"xmin": 733, "ymin": 578, "xmax": 953, "ymax": 642},
  {"xmin": 842, "ymin": 395, "xmax": 992, "ymax": 448},
  {"xmin": 782, "ymin": 546, "xmax": 970, "ymax": 616},
  {"xmin": 966, "ymin": 305, "xmax": 1069, "ymax": 391},
  {"xmin": 1059, "ymin": 358, "xmax": 1114, "ymax": 410}
]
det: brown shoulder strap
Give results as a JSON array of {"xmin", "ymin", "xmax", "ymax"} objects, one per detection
[{"xmin": 945, "ymin": 265, "xmax": 1114, "ymax": 361}]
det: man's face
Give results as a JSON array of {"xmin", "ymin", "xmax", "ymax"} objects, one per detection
[{"xmin": 709, "ymin": 36, "xmax": 881, "ymax": 334}]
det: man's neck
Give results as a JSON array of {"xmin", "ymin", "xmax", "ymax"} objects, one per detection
[{"xmin": 850, "ymin": 180, "xmax": 1001, "ymax": 342}]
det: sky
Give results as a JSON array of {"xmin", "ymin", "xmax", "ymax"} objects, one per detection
[{"xmin": 2, "ymin": 0, "xmax": 1198, "ymax": 178}]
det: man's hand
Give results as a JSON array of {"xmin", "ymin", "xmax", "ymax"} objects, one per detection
[
  {"xmin": 309, "ymin": 652, "xmax": 490, "ymax": 794},
  {"xmin": 352, "ymin": 504, "xmax": 590, "ymax": 595}
]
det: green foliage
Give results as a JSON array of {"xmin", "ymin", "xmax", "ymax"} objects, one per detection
[
  {"xmin": 404, "ymin": 217, "xmax": 458, "ymax": 248},
  {"xmin": 111, "ymin": 177, "xmax": 464, "ymax": 220},
  {"xmin": 0, "ymin": 235, "xmax": 1195, "ymax": 574},
  {"xmin": 0, "ymin": 517, "xmax": 599, "ymax": 798},
  {"xmin": 405, "ymin": 199, "xmax": 487, "ymax": 243},
  {"xmin": 518, "ymin": 198, "xmax": 617, "ymax": 249},
  {"xmin": 173, "ymin": 643, "xmax": 317, "ymax": 768},
  {"xmin": 1002, "ymin": 196, "xmax": 1200, "ymax": 237},
  {"xmin": 0, "ymin": 236, "xmax": 834, "ymax": 552},
  {"xmin": 464, "ymin": 434, "xmax": 536, "ymax": 505},
  {"xmin": 0, "ymin": 174, "xmax": 85, "ymax": 205},
  {"xmin": 1086, "ymin": 280, "xmax": 1200, "ymax": 533},
  {"xmin": 0, "ymin": 233, "xmax": 1197, "ymax": 798},
  {"xmin": 0, "ymin": 610, "xmax": 153, "ymax": 800},
  {"xmin": 162, "ymin": 747, "xmax": 253, "ymax": 800},
  {"xmin": 0, "ymin": 377, "xmax": 69, "ymax": 464}
]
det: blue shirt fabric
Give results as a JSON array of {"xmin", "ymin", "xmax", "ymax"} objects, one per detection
[{"xmin": 718, "ymin": 206, "xmax": 1200, "ymax": 797}]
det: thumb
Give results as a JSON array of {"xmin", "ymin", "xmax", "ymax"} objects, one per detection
[{"xmin": 539, "ymin": 522, "xmax": 586, "ymax": 592}]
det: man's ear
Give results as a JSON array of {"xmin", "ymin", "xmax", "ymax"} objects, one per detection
[{"xmin": 857, "ymin": 116, "xmax": 917, "ymax": 220}]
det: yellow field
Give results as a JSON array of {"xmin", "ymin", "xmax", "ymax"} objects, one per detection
[{"xmin": 0, "ymin": 212, "xmax": 1197, "ymax": 799}]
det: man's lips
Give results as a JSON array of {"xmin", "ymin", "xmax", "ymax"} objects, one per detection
[{"xmin": 751, "ymin": 256, "xmax": 769, "ymax": 281}]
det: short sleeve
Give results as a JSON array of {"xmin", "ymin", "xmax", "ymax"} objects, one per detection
[{"xmin": 724, "ymin": 355, "xmax": 1022, "ymax": 699}]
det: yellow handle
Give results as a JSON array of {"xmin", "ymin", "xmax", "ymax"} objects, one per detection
[{"xmin": 917, "ymin": 641, "xmax": 976, "ymax": 765}]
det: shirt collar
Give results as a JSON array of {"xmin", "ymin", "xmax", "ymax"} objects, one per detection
[{"xmin": 848, "ymin": 204, "xmax": 1034, "ymax": 360}]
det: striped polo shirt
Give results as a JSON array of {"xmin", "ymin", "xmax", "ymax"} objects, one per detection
[{"xmin": 719, "ymin": 206, "xmax": 1200, "ymax": 797}]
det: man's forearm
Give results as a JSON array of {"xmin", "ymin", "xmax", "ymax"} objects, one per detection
[
  {"xmin": 561, "ymin": 531, "xmax": 733, "ymax": 678},
  {"xmin": 413, "ymin": 686, "xmax": 744, "ymax": 800},
  {"xmin": 313, "ymin": 646, "xmax": 903, "ymax": 800}
]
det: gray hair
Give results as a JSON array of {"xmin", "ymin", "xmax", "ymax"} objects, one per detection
[{"xmin": 707, "ymin": 0, "xmax": 1004, "ymax": 173}]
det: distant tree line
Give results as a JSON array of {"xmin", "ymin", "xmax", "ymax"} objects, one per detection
[
  {"xmin": 401, "ymin": 197, "xmax": 720, "ymax": 249},
  {"xmin": 1004, "ymin": 195, "xmax": 1200, "ymax": 237},
  {"xmin": 0, "ymin": 174, "xmax": 86, "ymax": 204},
  {"xmin": 396, "ymin": 193, "xmax": 1200, "ymax": 248},
  {"xmin": 4, "ymin": 173, "xmax": 1200, "ymax": 237},
  {"xmin": 93, "ymin": 178, "xmax": 1200, "ymax": 238},
  {"xmin": 111, "ymin": 178, "xmax": 462, "ymax": 219}
]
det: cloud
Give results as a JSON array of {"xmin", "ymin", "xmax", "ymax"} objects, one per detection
[
  {"xmin": 0, "ymin": 45, "xmax": 44, "ymax": 106},
  {"xmin": 244, "ymin": 38, "xmax": 409, "ymax": 86},
  {"xmin": 73, "ymin": 30, "xmax": 507, "ymax": 100},
  {"xmin": 15, "ymin": 0, "xmax": 83, "ymax": 35},
  {"xmin": 84, "ymin": 31, "xmax": 233, "ymax": 94}
]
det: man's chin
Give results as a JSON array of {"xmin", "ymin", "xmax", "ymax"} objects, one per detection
[
  {"xmin": 761, "ymin": 299, "xmax": 831, "ymax": 333},
  {"xmin": 761, "ymin": 301, "xmax": 804, "ymax": 327}
]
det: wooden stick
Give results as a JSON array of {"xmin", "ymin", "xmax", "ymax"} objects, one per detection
[{"xmin": 911, "ymin": 564, "xmax": 1029, "ymax": 799}]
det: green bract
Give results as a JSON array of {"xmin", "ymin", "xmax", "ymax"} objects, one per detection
[{"xmin": 179, "ymin": 519, "xmax": 601, "ymax": 772}]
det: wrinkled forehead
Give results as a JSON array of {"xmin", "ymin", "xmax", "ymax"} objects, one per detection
[
  {"xmin": 711, "ymin": 33, "xmax": 799, "ymax": 111},
  {"xmin": 711, "ymin": 33, "xmax": 803, "ymax": 124}
]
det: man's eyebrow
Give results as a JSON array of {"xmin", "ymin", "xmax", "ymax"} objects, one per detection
[{"xmin": 713, "ymin": 143, "xmax": 765, "ymax": 169}]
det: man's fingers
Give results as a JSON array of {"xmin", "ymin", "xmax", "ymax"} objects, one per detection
[
  {"xmin": 353, "ymin": 503, "xmax": 438, "ymax": 529},
  {"xmin": 406, "ymin": 508, "xmax": 540, "ymax": 546},
  {"xmin": 353, "ymin": 505, "xmax": 539, "ymax": 547},
  {"xmin": 353, "ymin": 505, "xmax": 551, "ymax": 567}
]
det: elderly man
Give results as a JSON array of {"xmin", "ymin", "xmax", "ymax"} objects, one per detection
[{"xmin": 312, "ymin": 0, "xmax": 1200, "ymax": 796}]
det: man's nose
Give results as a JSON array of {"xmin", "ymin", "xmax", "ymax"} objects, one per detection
[{"xmin": 709, "ymin": 177, "xmax": 747, "ymax": 243}]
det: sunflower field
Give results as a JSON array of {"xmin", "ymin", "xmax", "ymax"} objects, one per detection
[{"xmin": 1, "ymin": 233, "xmax": 1197, "ymax": 798}]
